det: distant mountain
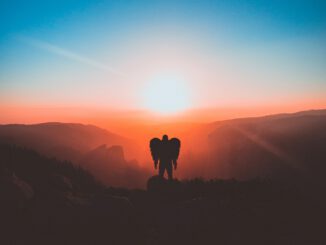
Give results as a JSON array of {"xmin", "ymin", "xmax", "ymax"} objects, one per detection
[
  {"xmin": 0, "ymin": 122, "xmax": 147, "ymax": 187},
  {"xmin": 0, "ymin": 122, "xmax": 134, "ymax": 162},
  {"xmin": 189, "ymin": 109, "xmax": 326, "ymax": 183},
  {"xmin": 1, "ymin": 109, "xmax": 325, "ymax": 187},
  {"xmin": 80, "ymin": 144, "xmax": 149, "ymax": 188}
]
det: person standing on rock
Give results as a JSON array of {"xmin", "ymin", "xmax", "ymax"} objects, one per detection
[{"xmin": 149, "ymin": 135, "xmax": 180, "ymax": 180}]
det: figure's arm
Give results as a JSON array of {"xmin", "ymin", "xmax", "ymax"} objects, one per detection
[{"xmin": 154, "ymin": 159, "xmax": 158, "ymax": 169}]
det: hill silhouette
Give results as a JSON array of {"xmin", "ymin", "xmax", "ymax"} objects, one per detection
[
  {"xmin": 1, "ymin": 109, "xmax": 326, "ymax": 189},
  {"xmin": 180, "ymin": 109, "xmax": 326, "ymax": 183},
  {"xmin": 1, "ymin": 144, "xmax": 325, "ymax": 245},
  {"xmin": 80, "ymin": 144, "xmax": 149, "ymax": 187},
  {"xmin": 0, "ymin": 122, "xmax": 146, "ymax": 187},
  {"xmin": 1, "ymin": 109, "xmax": 326, "ymax": 188},
  {"xmin": 0, "ymin": 122, "xmax": 136, "ymax": 162},
  {"xmin": 0, "ymin": 144, "xmax": 140, "ymax": 245},
  {"xmin": 208, "ymin": 111, "xmax": 326, "ymax": 179}
]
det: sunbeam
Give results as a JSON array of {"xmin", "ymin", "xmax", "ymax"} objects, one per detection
[
  {"xmin": 18, "ymin": 36, "xmax": 127, "ymax": 78},
  {"xmin": 234, "ymin": 125, "xmax": 302, "ymax": 170}
]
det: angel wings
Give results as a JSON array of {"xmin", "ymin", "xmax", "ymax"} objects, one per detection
[{"xmin": 149, "ymin": 137, "xmax": 181, "ymax": 164}]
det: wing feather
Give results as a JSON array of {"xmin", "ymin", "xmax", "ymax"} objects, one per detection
[
  {"xmin": 169, "ymin": 138, "xmax": 181, "ymax": 160},
  {"xmin": 150, "ymin": 138, "xmax": 161, "ymax": 161}
]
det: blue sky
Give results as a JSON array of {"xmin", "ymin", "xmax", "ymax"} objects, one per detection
[{"xmin": 1, "ymin": 0, "xmax": 325, "ymax": 112}]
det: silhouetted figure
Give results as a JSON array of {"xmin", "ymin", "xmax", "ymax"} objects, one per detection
[{"xmin": 150, "ymin": 135, "xmax": 180, "ymax": 180}]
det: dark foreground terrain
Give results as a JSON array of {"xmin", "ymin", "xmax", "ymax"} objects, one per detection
[{"xmin": 1, "ymin": 144, "xmax": 325, "ymax": 245}]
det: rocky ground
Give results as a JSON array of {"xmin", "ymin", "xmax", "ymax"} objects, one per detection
[{"xmin": 1, "ymin": 145, "xmax": 325, "ymax": 245}]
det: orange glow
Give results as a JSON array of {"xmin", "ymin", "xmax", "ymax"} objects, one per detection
[
  {"xmin": 1, "ymin": 98, "xmax": 325, "ymax": 172},
  {"xmin": 1, "ymin": 97, "xmax": 325, "ymax": 126}
]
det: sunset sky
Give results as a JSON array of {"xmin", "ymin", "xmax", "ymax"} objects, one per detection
[{"xmin": 1, "ymin": 0, "xmax": 326, "ymax": 124}]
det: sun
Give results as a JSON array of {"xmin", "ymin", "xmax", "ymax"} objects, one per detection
[{"xmin": 141, "ymin": 76, "xmax": 191, "ymax": 114}]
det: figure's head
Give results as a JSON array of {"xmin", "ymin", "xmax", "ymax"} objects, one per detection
[{"xmin": 162, "ymin": 135, "xmax": 169, "ymax": 141}]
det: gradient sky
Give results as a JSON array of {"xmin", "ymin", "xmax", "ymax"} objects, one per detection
[{"xmin": 1, "ymin": 0, "xmax": 326, "ymax": 121}]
